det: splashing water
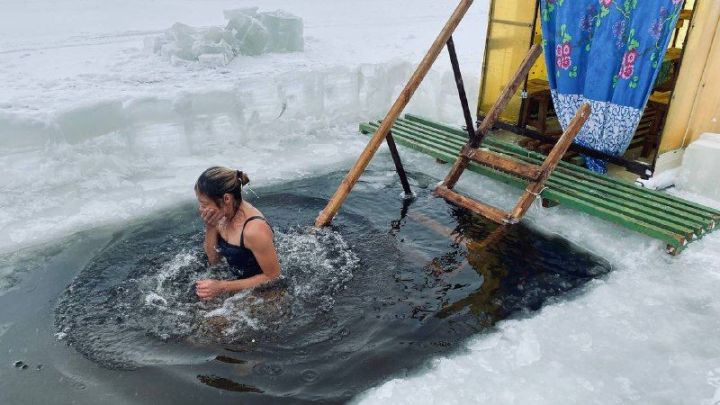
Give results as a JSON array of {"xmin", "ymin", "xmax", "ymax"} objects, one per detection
[{"xmin": 55, "ymin": 218, "xmax": 359, "ymax": 369}]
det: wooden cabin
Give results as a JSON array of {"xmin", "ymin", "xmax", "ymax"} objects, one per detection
[{"xmin": 477, "ymin": 0, "xmax": 718, "ymax": 180}]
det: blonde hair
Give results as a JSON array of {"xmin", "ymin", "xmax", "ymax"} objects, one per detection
[{"xmin": 194, "ymin": 166, "xmax": 250, "ymax": 208}]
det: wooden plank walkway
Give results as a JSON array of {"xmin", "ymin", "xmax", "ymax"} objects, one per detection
[{"xmin": 359, "ymin": 114, "xmax": 720, "ymax": 255}]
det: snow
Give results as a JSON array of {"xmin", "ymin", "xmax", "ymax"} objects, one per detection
[
  {"xmin": 676, "ymin": 133, "xmax": 720, "ymax": 202},
  {"xmin": 0, "ymin": 0, "xmax": 485, "ymax": 253},
  {"xmin": 636, "ymin": 167, "xmax": 678, "ymax": 190},
  {"xmin": 2, "ymin": 1, "xmax": 720, "ymax": 404}
]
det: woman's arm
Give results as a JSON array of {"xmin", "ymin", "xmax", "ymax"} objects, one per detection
[
  {"xmin": 200, "ymin": 207, "xmax": 224, "ymax": 265},
  {"xmin": 204, "ymin": 226, "xmax": 221, "ymax": 265}
]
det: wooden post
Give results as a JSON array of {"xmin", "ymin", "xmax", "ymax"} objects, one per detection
[
  {"xmin": 442, "ymin": 44, "xmax": 543, "ymax": 190},
  {"xmin": 508, "ymin": 103, "xmax": 591, "ymax": 221},
  {"xmin": 314, "ymin": 0, "xmax": 475, "ymax": 227}
]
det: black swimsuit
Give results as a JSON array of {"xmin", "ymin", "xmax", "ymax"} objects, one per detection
[{"xmin": 216, "ymin": 216, "xmax": 272, "ymax": 279}]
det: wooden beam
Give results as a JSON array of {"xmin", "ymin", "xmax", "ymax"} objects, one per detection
[
  {"xmin": 442, "ymin": 43, "xmax": 543, "ymax": 190},
  {"xmin": 314, "ymin": 0, "xmax": 475, "ymax": 227},
  {"xmin": 462, "ymin": 146, "xmax": 541, "ymax": 180},
  {"xmin": 435, "ymin": 185, "xmax": 510, "ymax": 225},
  {"xmin": 510, "ymin": 103, "xmax": 591, "ymax": 221}
]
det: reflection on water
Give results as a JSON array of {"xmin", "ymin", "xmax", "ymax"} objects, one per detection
[
  {"xmin": 197, "ymin": 375, "xmax": 264, "ymax": 393},
  {"xmin": 1, "ymin": 171, "xmax": 611, "ymax": 404}
]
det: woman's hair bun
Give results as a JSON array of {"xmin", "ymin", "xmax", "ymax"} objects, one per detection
[{"xmin": 238, "ymin": 170, "xmax": 250, "ymax": 186}]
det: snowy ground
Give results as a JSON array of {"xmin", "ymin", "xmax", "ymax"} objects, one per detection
[
  {"xmin": 0, "ymin": 0, "xmax": 485, "ymax": 253},
  {"xmin": 2, "ymin": 1, "xmax": 720, "ymax": 404}
]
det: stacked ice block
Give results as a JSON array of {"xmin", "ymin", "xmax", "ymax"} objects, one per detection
[{"xmin": 144, "ymin": 8, "xmax": 304, "ymax": 66}]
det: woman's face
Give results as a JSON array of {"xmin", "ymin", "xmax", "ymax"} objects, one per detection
[
  {"xmin": 196, "ymin": 191, "xmax": 233, "ymax": 218},
  {"xmin": 196, "ymin": 191, "xmax": 220, "ymax": 214}
]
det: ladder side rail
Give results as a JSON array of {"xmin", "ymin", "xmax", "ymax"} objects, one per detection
[
  {"xmin": 441, "ymin": 44, "xmax": 543, "ymax": 190},
  {"xmin": 315, "ymin": 0, "xmax": 475, "ymax": 227},
  {"xmin": 509, "ymin": 103, "xmax": 592, "ymax": 222}
]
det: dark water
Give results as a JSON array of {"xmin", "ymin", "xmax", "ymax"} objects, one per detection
[{"xmin": 0, "ymin": 171, "xmax": 611, "ymax": 404}]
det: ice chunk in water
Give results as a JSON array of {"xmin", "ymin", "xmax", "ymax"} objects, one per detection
[
  {"xmin": 676, "ymin": 132, "xmax": 720, "ymax": 202},
  {"xmin": 261, "ymin": 11, "xmax": 304, "ymax": 52}
]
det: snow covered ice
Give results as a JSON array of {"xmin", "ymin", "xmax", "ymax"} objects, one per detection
[
  {"xmin": 2, "ymin": 1, "xmax": 720, "ymax": 404},
  {"xmin": 144, "ymin": 8, "xmax": 304, "ymax": 66},
  {"xmin": 676, "ymin": 133, "xmax": 720, "ymax": 202}
]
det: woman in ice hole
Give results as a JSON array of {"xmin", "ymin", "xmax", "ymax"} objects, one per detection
[{"xmin": 194, "ymin": 166, "xmax": 281, "ymax": 300}]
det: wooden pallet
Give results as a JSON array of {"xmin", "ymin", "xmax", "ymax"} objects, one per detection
[{"xmin": 359, "ymin": 114, "xmax": 720, "ymax": 255}]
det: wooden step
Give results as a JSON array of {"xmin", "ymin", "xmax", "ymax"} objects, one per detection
[
  {"xmin": 462, "ymin": 146, "xmax": 541, "ymax": 181},
  {"xmin": 435, "ymin": 185, "xmax": 511, "ymax": 225}
]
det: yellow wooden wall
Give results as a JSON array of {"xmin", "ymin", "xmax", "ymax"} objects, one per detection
[
  {"xmin": 477, "ymin": 0, "xmax": 536, "ymax": 123},
  {"xmin": 659, "ymin": 0, "xmax": 720, "ymax": 152},
  {"xmin": 528, "ymin": 12, "xmax": 546, "ymax": 82}
]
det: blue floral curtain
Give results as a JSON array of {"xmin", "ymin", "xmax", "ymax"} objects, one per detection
[{"xmin": 539, "ymin": 0, "xmax": 683, "ymax": 173}]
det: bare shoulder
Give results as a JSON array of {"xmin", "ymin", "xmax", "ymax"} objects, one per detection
[{"xmin": 243, "ymin": 217, "xmax": 273, "ymax": 248}]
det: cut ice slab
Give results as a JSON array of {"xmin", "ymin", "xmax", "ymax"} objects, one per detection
[
  {"xmin": 224, "ymin": 8, "xmax": 303, "ymax": 55},
  {"xmin": 261, "ymin": 11, "xmax": 304, "ymax": 52},
  {"xmin": 149, "ymin": 8, "xmax": 304, "ymax": 64},
  {"xmin": 676, "ymin": 132, "xmax": 720, "ymax": 202},
  {"xmin": 237, "ymin": 19, "xmax": 270, "ymax": 56}
]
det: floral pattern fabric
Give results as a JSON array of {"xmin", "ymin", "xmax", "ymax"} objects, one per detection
[{"xmin": 540, "ymin": 0, "xmax": 682, "ymax": 173}]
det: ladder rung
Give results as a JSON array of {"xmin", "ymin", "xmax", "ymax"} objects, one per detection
[
  {"xmin": 463, "ymin": 147, "xmax": 541, "ymax": 181},
  {"xmin": 435, "ymin": 185, "xmax": 510, "ymax": 225}
]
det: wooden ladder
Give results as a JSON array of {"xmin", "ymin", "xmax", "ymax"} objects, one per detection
[
  {"xmin": 313, "ymin": 3, "xmax": 592, "ymax": 230},
  {"xmin": 436, "ymin": 45, "xmax": 592, "ymax": 225}
]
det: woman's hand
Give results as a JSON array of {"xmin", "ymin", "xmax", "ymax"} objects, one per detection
[
  {"xmin": 200, "ymin": 207, "xmax": 225, "ymax": 229},
  {"xmin": 196, "ymin": 279, "xmax": 225, "ymax": 300}
]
